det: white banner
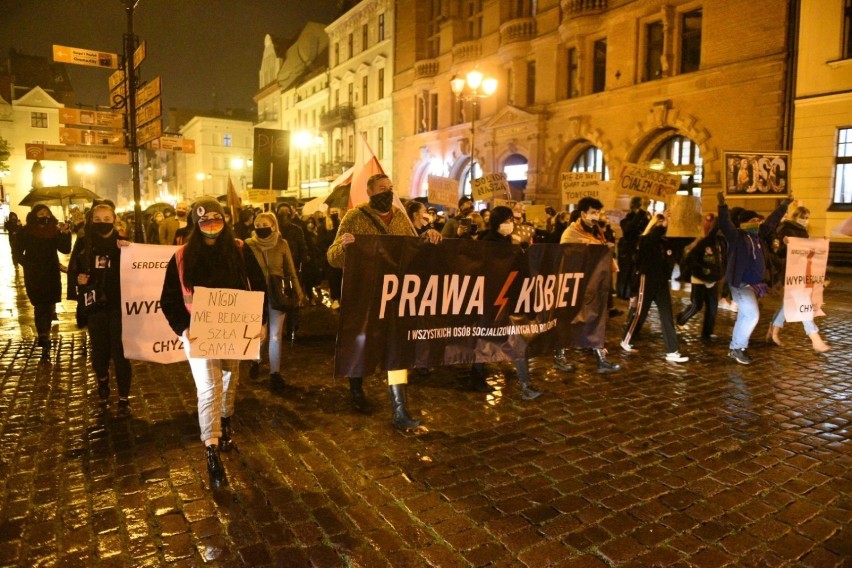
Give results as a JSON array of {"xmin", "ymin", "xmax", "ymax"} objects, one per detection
[
  {"xmin": 120, "ymin": 243, "xmax": 185, "ymax": 363},
  {"xmin": 187, "ymin": 287, "xmax": 265, "ymax": 360},
  {"xmin": 783, "ymin": 237, "xmax": 828, "ymax": 323}
]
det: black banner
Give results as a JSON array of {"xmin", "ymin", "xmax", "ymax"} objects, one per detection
[
  {"xmin": 252, "ymin": 128, "xmax": 289, "ymax": 190},
  {"xmin": 334, "ymin": 236, "xmax": 612, "ymax": 377}
]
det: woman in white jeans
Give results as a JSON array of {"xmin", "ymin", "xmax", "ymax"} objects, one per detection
[
  {"xmin": 160, "ymin": 197, "xmax": 267, "ymax": 489},
  {"xmin": 245, "ymin": 212, "xmax": 306, "ymax": 388}
]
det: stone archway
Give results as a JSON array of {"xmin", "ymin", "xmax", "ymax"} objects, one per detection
[{"xmin": 547, "ymin": 115, "xmax": 613, "ymax": 189}]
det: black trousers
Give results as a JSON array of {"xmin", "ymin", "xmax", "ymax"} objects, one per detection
[
  {"xmin": 623, "ymin": 274, "xmax": 679, "ymax": 353},
  {"xmin": 33, "ymin": 303, "xmax": 54, "ymax": 339},
  {"xmin": 676, "ymin": 282, "xmax": 719, "ymax": 338},
  {"xmin": 87, "ymin": 307, "xmax": 132, "ymax": 397}
]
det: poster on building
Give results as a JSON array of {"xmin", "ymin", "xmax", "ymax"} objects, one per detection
[
  {"xmin": 334, "ymin": 236, "xmax": 611, "ymax": 377},
  {"xmin": 120, "ymin": 244, "xmax": 185, "ymax": 364},
  {"xmin": 561, "ymin": 172, "xmax": 613, "ymax": 206},
  {"xmin": 188, "ymin": 287, "xmax": 265, "ymax": 360},
  {"xmin": 723, "ymin": 151, "xmax": 789, "ymax": 197},
  {"xmin": 427, "ymin": 176, "xmax": 460, "ymax": 209},
  {"xmin": 471, "ymin": 172, "xmax": 510, "ymax": 201},
  {"xmin": 783, "ymin": 237, "xmax": 828, "ymax": 323},
  {"xmin": 666, "ymin": 194, "xmax": 704, "ymax": 238},
  {"xmin": 616, "ymin": 163, "xmax": 682, "ymax": 200},
  {"xmin": 252, "ymin": 128, "xmax": 289, "ymax": 191}
]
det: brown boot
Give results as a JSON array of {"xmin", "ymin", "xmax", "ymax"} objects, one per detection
[{"xmin": 809, "ymin": 332, "xmax": 830, "ymax": 353}]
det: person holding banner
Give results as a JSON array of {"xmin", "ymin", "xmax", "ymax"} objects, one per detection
[
  {"xmin": 68, "ymin": 200, "xmax": 134, "ymax": 413},
  {"xmin": 474, "ymin": 206, "xmax": 543, "ymax": 399},
  {"xmin": 159, "ymin": 197, "xmax": 267, "ymax": 489},
  {"xmin": 621, "ymin": 212, "xmax": 689, "ymax": 363},
  {"xmin": 327, "ymin": 173, "xmax": 441, "ymax": 429},
  {"xmin": 245, "ymin": 212, "xmax": 306, "ymax": 388},
  {"xmin": 717, "ymin": 192, "xmax": 793, "ymax": 365},
  {"xmin": 557, "ymin": 197, "xmax": 623, "ymax": 373},
  {"xmin": 766, "ymin": 206, "xmax": 830, "ymax": 352}
]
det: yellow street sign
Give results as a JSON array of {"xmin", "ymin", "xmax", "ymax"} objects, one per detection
[
  {"xmin": 26, "ymin": 143, "xmax": 130, "ymax": 164},
  {"xmin": 150, "ymin": 135, "xmax": 196, "ymax": 153},
  {"xmin": 59, "ymin": 108, "xmax": 124, "ymax": 129},
  {"xmin": 60, "ymin": 128, "xmax": 125, "ymax": 147},
  {"xmin": 109, "ymin": 69, "xmax": 125, "ymax": 92},
  {"xmin": 133, "ymin": 41, "xmax": 146, "ymax": 69},
  {"xmin": 53, "ymin": 44, "xmax": 119, "ymax": 69},
  {"xmin": 137, "ymin": 120, "xmax": 162, "ymax": 146},
  {"xmin": 136, "ymin": 77, "xmax": 161, "ymax": 108},
  {"xmin": 136, "ymin": 98, "xmax": 161, "ymax": 127}
]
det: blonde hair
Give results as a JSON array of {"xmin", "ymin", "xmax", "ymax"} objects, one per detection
[
  {"xmin": 254, "ymin": 211, "xmax": 279, "ymax": 232},
  {"xmin": 642, "ymin": 213, "xmax": 666, "ymax": 236}
]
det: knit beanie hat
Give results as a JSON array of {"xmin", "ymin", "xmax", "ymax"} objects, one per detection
[
  {"xmin": 191, "ymin": 197, "xmax": 225, "ymax": 225},
  {"xmin": 737, "ymin": 210, "xmax": 760, "ymax": 226}
]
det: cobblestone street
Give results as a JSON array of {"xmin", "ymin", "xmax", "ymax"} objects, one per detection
[{"xmin": 0, "ymin": 237, "xmax": 850, "ymax": 567}]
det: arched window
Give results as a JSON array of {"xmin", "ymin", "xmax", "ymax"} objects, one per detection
[
  {"xmin": 650, "ymin": 134, "xmax": 703, "ymax": 196},
  {"xmin": 503, "ymin": 153, "xmax": 528, "ymax": 197},
  {"xmin": 571, "ymin": 146, "xmax": 609, "ymax": 179}
]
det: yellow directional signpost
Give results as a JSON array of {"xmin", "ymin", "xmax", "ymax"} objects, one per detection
[
  {"xmin": 26, "ymin": 143, "xmax": 130, "ymax": 165},
  {"xmin": 53, "ymin": 44, "xmax": 119, "ymax": 69},
  {"xmin": 136, "ymin": 77, "xmax": 161, "ymax": 108},
  {"xmin": 136, "ymin": 120, "xmax": 163, "ymax": 147},
  {"xmin": 150, "ymin": 135, "xmax": 195, "ymax": 153}
]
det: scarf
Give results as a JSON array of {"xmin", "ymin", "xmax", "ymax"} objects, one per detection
[
  {"xmin": 251, "ymin": 230, "xmax": 280, "ymax": 251},
  {"xmin": 24, "ymin": 219, "xmax": 59, "ymax": 239}
]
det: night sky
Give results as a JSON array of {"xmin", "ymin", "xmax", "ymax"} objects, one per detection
[{"xmin": 0, "ymin": 0, "xmax": 341, "ymax": 112}]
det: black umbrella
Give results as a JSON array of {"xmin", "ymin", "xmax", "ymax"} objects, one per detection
[
  {"xmin": 145, "ymin": 202, "xmax": 175, "ymax": 217},
  {"xmin": 19, "ymin": 185, "xmax": 101, "ymax": 208}
]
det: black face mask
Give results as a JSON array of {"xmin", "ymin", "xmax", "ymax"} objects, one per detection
[
  {"xmin": 37, "ymin": 217, "xmax": 50, "ymax": 225},
  {"xmin": 330, "ymin": 214, "xmax": 339, "ymax": 223},
  {"xmin": 92, "ymin": 222, "xmax": 114, "ymax": 236},
  {"xmin": 369, "ymin": 191, "xmax": 394, "ymax": 213},
  {"xmin": 176, "ymin": 211, "xmax": 187, "ymax": 218},
  {"xmin": 255, "ymin": 227, "xmax": 273, "ymax": 239}
]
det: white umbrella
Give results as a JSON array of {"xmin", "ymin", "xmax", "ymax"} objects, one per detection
[{"xmin": 301, "ymin": 195, "xmax": 328, "ymax": 217}]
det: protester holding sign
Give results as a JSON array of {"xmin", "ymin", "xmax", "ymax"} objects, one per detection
[
  {"xmin": 473, "ymin": 206, "xmax": 543, "ymax": 399},
  {"xmin": 617, "ymin": 197, "xmax": 651, "ymax": 299},
  {"xmin": 557, "ymin": 197, "xmax": 622, "ymax": 374},
  {"xmin": 246, "ymin": 212, "xmax": 306, "ymax": 388},
  {"xmin": 159, "ymin": 196, "xmax": 267, "ymax": 489},
  {"xmin": 327, "ymin": 174, "xmax": 441, "ymax": 430},
  {"xmin": 441, "ymin": 195, "xmax": 475, "ymax": 238},
  {"xmin": 68, "ymin": 200, "xmax": 134, "ymax": 414},
  {"xmin": 621, "ymin": 212, "xmax": 689, "ymax": 364},
  {"xmin": 717, "ymin": 192, "xmax": 792, "ymax": 365},
  {"xmin": 766, "ymin": 206, "xmax": 830, "ymax": 352}
]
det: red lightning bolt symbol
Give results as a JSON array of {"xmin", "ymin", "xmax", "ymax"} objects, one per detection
[{"xmin": 494, "ymin": 271, "xmax": 518, "ymax": 320}]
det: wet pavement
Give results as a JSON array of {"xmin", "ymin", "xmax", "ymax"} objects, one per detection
[{"xmin": 0, "ymin": 235, "xmax": 850, "ymax": 567}]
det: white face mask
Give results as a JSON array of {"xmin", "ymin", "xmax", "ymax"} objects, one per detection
[
  {"xmin": 797, "ymin": 218, "xmax": 809, "ymax": 228},
  {"xmin": 498, "ymin": 222, "xmax": 514, "ymax": 236}
]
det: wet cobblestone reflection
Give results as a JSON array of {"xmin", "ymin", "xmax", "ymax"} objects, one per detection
[{"xmin": 0, "ymin": 237, "xmax": 850, "ymax": 566}]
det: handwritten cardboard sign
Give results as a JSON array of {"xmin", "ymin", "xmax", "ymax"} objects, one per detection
[
  {"xmin": 666, "ymin": 194, "xmax": 703, "ymax": 238},
  {"xmin": 471, "ymin": 172, "xmax": 510, "ymax": 201},
  {"xmin": 616, "ymin": 163, "xmax": 682, "ymax": 200},
  {"xmin": 188, "ymin": 287, "xmax": 265, "ymax": 359},
  {"xmin": 427, "ymin": 176, "xmax": 459, "ymax": 209},
  {"xmin": 561, "ymin": 172, "xmax": 608, "ymax": 204}
]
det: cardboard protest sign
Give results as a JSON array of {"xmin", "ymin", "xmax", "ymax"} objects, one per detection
[
  {"xmin": 525, "ymin": 204, "xmax": 549, "ymax": 227},
  {"xmin": 187, "ymin": 287, "xmax": 265, "ymax": 359},
  {"xmin": 120, "ymin": 243, "xmax": 185, "ymax": 363},
  {"xmin": 616, "ymin": 163, "xmax": 682, "ymax": 200},
  {"xmin": 427, "ymin": 176, "xmax": 460, "ymax": 209},
  {"xmin": 783, "ymin": 238, "xmax": 828, "ymax": 323},
  {"xmin": 561, "ymin": 172, "xmax": 610, "ymax": 203},
  {"xmin": 666, "ymin": 194, "xmax": 703, "ymax": 238},
  {"xmin": 246, "ymin": 189, "xmax": 276, "ymax": 204},
  {"xmin": 471, "ymin": 172, "xmax": 510, "ymax": 201}
]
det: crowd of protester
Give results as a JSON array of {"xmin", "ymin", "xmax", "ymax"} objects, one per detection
[{"xmin": 5, "ymin": 176, "xmax": 831, "ymax": 489}]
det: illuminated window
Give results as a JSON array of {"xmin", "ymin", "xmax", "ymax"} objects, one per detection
[
  {"xmin": 651, "ymin": 134, "xmax": 703, "ymax": 196},
  {"xmin": 31, "ymin": 112, "xmax": 48, "ymax": 128},
  {"xmin": 223, "ymin": 133, "xmax": 232, "ymax": 147},
  {"xmin": 833, "ymin": 127, "xmax": 852, "ymax": 206},
  {"xmin": 571, "ymin": 146, "xmax": 609, "ymax": 179}
]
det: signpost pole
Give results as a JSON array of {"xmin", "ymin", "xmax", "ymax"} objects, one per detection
[{"xmin": 124, "ymin": 1, "xmax": 143, "ymax": 243}]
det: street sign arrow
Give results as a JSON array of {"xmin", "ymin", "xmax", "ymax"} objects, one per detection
[{"xmin": 53, "ymin": 44, "xmax": 119, "ymax": 69}]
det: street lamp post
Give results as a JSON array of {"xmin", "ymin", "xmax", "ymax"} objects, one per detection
[{"xmin": 450, "ymin": 69, "xmax": 498, "ymax": 190}]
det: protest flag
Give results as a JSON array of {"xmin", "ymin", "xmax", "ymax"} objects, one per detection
[{"xmin": 226, "ymin": 175, "xmax": 241, "ymax": 221}]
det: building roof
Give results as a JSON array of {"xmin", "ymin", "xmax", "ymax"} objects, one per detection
[{"xmin": 0, "ymin": 49, "xmax": 75, "ymax": 106}]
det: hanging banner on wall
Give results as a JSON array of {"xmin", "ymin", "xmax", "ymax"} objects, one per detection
[{"xmin": 334, "ymin": 236, "xmax": 612, "ymax": 377}]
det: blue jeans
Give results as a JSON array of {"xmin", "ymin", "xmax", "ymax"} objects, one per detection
[
  {"xmin": 772, "ymin": 306, "xmax": 818, "ymax": 335},
  {"xmin": 729, "ymin": 285, "xmax": 760, "ymax": 350}
]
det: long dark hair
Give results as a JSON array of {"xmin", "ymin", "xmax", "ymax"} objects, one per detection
[{"xmin": 181, "ymin": 220, "xmax": 247, "ymax": 288}]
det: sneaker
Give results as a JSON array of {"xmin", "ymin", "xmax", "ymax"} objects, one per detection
[
  {"xmin": 620, "ymin": 340, "xmax": 637, "ymax": 353},
  {"xmin": 665, "ymin": 352, "xmax": 689, "ymax": 363},
  {"xmin": 520, "ymin": 385, "xmax": 542, "ymax": 400},
  {"xmin": 117, "ymin": 398, "xmax": 131, "ymax": 416},
  {"xmin": 728, "ymin": 349, "xmax": 752, "ymax": 365},
  {"xmin": 331, "ymin": 300, "xmax": 340, "ymax": 310}
]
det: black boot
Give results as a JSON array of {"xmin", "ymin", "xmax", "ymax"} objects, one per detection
[
  {"xmin": 349, "ymin": 377, "xmax": 373, "ymax": 414},
  {"xmin": 97, "ymin": 376, "xmax": 110, "ymax": 400},
  {"xmin": 516, "ymin": 360, "xmax": 542, "ymax": 400},
  {"xmin": 205, "ymin": 444, "xmax": 228, "ymax": 489},
  {"xmin": 552, "ymin": 349, "xmax": 576, "ymax": 372},
  {"xmin": 467, "ymin": 365, "xmax": 494, "ymax": 392},
  {"xmin": 270, "ymin": 372, "xmax": 285, "ymax": 389},
  {"xmin": 388, "ymin": 384, "xmax": 421, "ymax": 430},
  {"xmin": 594, "ymin": 348, "xmax": 622, "ymax": 373},
  {"xmin": 38, "ymin": 336, "xmax": 50, "ymax": 361},
  {"xmin": 220, "ymin": 417, "xmax": 234, "ymax": 452}
]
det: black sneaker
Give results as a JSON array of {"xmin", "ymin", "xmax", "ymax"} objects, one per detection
[
  {"xmin": 728, "ymin": 349, "xmax": 752, "ymax": 365},
  {"xmin": 97, "ymin": 378, "xmax": 110, "ymax": 400}
]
